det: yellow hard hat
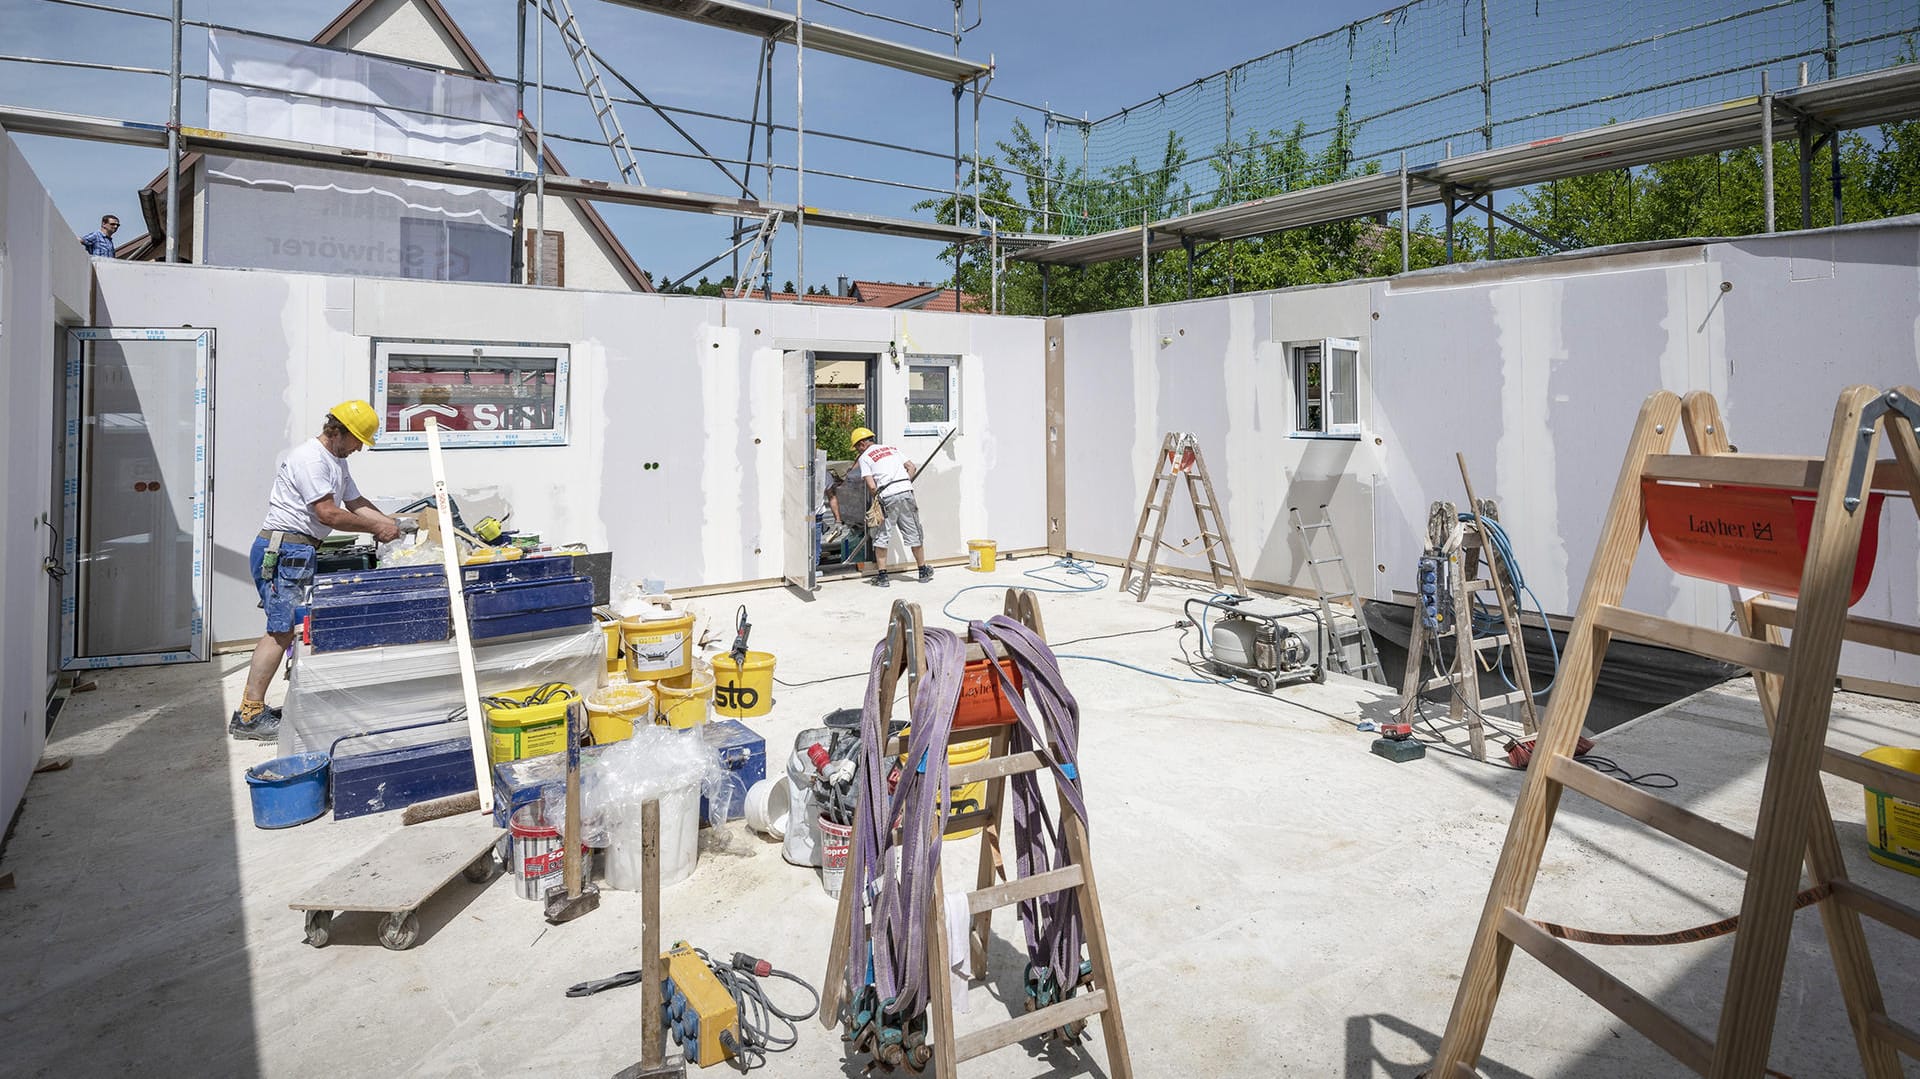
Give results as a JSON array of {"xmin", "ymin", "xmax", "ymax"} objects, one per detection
[
  {"xmin": 849, "ymin": 426, "xmax": 877, "ymax": 446},
  {"xmin": 328, "ymin": 399, "xmax": 380, "ymax": 446}
]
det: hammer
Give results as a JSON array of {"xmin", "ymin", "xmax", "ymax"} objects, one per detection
[{"xmin": 544, "ymin": 700, "xmax": 600, "ymax": 924}]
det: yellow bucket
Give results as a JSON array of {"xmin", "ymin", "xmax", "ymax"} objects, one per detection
[
  {"xmin": 713, "ymin": 651, "xmax": 776, "ymax": 718},
  {"xmin": 622, "ymin": 610, "xmax": 694, "ymax": 680},
  {"xmin": 899, "ymin": 732, "xmax": 993, "ymax": 840},
  {"xmin": 596, "ymin": 612, "xmax": 623, "ymax": 674},
  {"xmin": 585, "ymin": 682, "xmax": 656, "ymax": 745},
  {"xmin": 483, "ymin": 683, "xmax": 578, "ymax": 766},
  {"xmin": 655, "ymin": 668, "xmax": 715, "ymax": 729},
  {"xmin": 1863, "ymin": 746, "xmax": 1920, "ymax": 877},
  {"xmin": 967, "ymin": 539, "xmax": 997, "ymax": 573}
]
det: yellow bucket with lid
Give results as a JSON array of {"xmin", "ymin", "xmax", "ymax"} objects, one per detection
[
  {"xmin": 714, "ymin": 651, "xmax": 776, "ymax": 718},
  {"xmin": 898, "ymin": 731, "xmax": 993, "ymax": 840},
  {"xmin": 967, "ymin": 540, "xmax": 997, "ymax": 572},
  {"xmin": 655, "ymin": 668, "xmax": 715, "ymax": 729},
  {"xmin": 482, "ymin": 683, "xmax": 578, "ymax": 766},
  {"xmin": 622, "ymin": 609, "xmax": 694, "ymax": 680}
]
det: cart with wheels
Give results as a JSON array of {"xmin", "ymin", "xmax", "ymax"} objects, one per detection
[{"xmin": 290, "ymin": 814, "xmax": 505, "ymax": 951}]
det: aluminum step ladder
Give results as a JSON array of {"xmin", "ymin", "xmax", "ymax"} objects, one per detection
[
  {"xmin": 1118, "ymin": 433, "xmax": 1245, "ymax": 602},
  {"xmin": 1288, "ymin": 504, "xmax": 1386, "ymax": 683},
  {"xmin": 546, "ymin": 0, "xmax": 645, "ymax": 185}
]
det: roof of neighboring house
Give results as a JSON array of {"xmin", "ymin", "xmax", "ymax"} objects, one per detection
[
  {"xmin": 847, "ymin": 280, "xmax": 982, "ymax": 310},
  {"xmin": 121, "ymin": 0, "xmax": 652, "ymax": 292},
  {"xmin": 735, "ymin": 289, "xmax": 861, "ymax": 305}
]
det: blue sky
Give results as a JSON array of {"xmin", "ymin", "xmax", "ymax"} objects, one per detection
[{"xmin": 0, "ymin": 0, "xmax": 1385, "ymax": 292}]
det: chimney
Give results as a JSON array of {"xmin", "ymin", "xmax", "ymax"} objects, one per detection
[{"xmin": 837, "ymin": 274, "xmax": 850, "ymax": 298}]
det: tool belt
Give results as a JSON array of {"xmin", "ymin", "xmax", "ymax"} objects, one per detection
[{"xmin": 257, "ymin": 529, "xmax": 320, "ymax": 578}]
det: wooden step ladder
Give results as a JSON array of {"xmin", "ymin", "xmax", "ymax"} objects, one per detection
[
  {"xmin": 821, "ymin": 592, "xmax": 1132, "ymax": 1078},
  {"xmin": 1431, "ymin": 386, "xmax": 1920, "ymax": 1078},
  {"xmin": 1119, "ymin": 433, "xmax": 1245, "ymax": 602},
  {"xmin": 1289, "ymin": 504, "xmax": 1386, "ymax": 683}
]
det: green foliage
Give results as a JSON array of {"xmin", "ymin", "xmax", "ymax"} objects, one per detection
[{"xmin": 816, "ymin": 404, "xmax": 865, "ymax": 461}]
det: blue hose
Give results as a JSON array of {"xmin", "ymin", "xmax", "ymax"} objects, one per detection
[
  {"xmin": 940, "ymin": 556, "xmax": 1110, "ymax": 624},
  {"xmin": 1459, "ymin": 512, "xmax": 1560, "ymax": 698}
]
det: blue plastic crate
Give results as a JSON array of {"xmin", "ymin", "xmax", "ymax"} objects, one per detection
[{"xmin": 699, "ymin": 720, "xmax": 765, "ymax": 825}]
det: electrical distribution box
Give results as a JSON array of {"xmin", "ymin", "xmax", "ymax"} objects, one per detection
[
  {"xmin": 663, "ymin": 941, "xmax": 739, "ymax": 1068},
  {"xmin": 1417, "ymin": 553, "xmax": 1455, "ymax": 633}
]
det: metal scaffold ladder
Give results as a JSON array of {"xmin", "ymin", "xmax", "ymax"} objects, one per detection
[
  {"xmin": 1288, "ymin": 505, "xmax": 1386, "ymax": 683},
  {"xmin": 546, "ymin": 0, "xmax": 645, "ymax": 186},
  {"xmin": 732, "ymin": 211, "xmax": 782, "ymax": 298}
]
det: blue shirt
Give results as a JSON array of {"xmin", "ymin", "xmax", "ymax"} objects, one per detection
[{"xmin": 80, "ymin": 231, "xmax": 115, "ymax": 258}]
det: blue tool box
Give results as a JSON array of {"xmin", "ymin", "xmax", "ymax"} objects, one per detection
[
  {"xmin": 700, "ymin": 720, "xmax": 765, "ymax": 825},
  {"xmin": 306, "ymin": 585, "xmax": 452, "ymax": 652},
  {"xmin": 466, "ymin": 576, "xmax": 595, "ymax": 641},
  {"xmin": 311, "ymin": 563, "xmax": 446, "ymax": 597},
  {"xmin": 330, "ymin": 729, "xmax": 475, "ymax": 819},
  {"xmin": 458, "ymin": 555, "xmax": 576, "ymax": 590}
]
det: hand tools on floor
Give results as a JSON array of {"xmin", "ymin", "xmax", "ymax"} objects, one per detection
[{"xmin": 544, "ymin": 699, "xmax": 600, "ymax": 924}]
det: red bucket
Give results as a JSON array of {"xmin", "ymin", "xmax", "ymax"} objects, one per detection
[{"xmin": 1642, "ymin": 482, "xmax": 1884, "ymax": 605}]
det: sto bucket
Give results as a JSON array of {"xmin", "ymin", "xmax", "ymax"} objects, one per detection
[
  {"xmin": 967, "ymin": 539, "xmax": 998, "ymax": 572},
  {"xmin": 714, "ymin": 651, "xmax": 776, "ymax": 718}
]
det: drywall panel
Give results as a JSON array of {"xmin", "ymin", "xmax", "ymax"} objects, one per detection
[
  {"xmin": 1716, "ymin": 223, "xmax": 1920, "ymax": 682},
  {"xmin": 0, "ymin": 128, "xmax": 91, "ymax": 826},
  {"xmin": 1371, "ymin": 250, "xmax": 1723, "ymax": 629},
  {"xmin": 1061, "ymin": 284, "xmax": 1381, "ymax": 593},
  {"xmin": 90, "ymin": 266, "xmax": 1045, "ymax": 646}
]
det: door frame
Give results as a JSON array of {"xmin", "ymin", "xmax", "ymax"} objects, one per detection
[
  {"xmin": 782, "ymin": 349, "xmax": 818, "ymax": 593},
  {"xmin": 60, "ymin": 327, "xmax": 215, "ymax": 669}
]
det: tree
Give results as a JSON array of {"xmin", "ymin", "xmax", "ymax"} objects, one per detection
[{"xmin": 783, "ymin": 279, "xmax": 796, "ymax": 295}]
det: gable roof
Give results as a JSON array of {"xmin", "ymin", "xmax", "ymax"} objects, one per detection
[
  {"xmin": 124, "ymin": 0, "xmax": 652, "ymax": 291},
  {"xmin": 847, "ymin": 280, "xmax": 982, "ymax": 310}
]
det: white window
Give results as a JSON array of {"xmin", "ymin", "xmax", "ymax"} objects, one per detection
[
  {"xmin": 904, "ymin": 354, "xmax": 959, "ymax": 436},
  {"xmin": 1291, "ymin": 338, "xmax": 1360, "ymax": 437},
  {"xmin": 371, "ymin": 339, "xmax": 570, "ymax": 449}
]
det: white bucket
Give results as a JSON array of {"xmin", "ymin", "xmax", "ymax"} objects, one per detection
[
  {"xmin": 602, "ymin": 784, "xmax": 701, "ymax": 889},
  {"xmin": 744, "ymin": 777, "xmax": 791, "ymax": 839}
]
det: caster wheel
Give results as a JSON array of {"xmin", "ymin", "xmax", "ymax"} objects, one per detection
[
  {"xmin": 1257, "ymin": 674, "xmax": 1275, "ymax": 692},
  {"xmin": 1312, "ymin": 665, "xmax": 1327, "ymax": 684},
  {"xmin": 379, "ymin": 910, "xmax": 420, "ymax": 951},
  {"xmin": 463, "ymin": 844, "xmax": 504, "ymax": 884},
  {"xmin": 303, "ymin": 910, "xmax": 333, "ymax": 948}
]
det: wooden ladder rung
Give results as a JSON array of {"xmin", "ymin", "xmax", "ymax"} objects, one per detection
[
  {"xmin": 1497, "ymin": 908, "xmax": 1714, "ymax": 1074},
  {"xmin": 1829, "ymin": 879, "xmax": 1920, "ymax": 939},
  {"xmin": 1547, "ymin": 755, "xmax": 1754, "ymax": 869},
  {"xmin": 1641, "ymin": 451, "xmax": 1919, "ymax": 497},
  {"xmin": 1420, "ymin": 674, "xmax": 1458, "ymax": 694},
  {"xmin": 1477, "ymin": 690, "xmax": 1530, "ymax": 708},
  {"xmin": 949, "ymin": 751, "xmax": 1048, "ymax": 787},
  {"xmin": 1594, "ymin": 604, "xmax": 1790, "ymax": 675},
  {"xmin": 966, "ymin": 864, "xmax": 1085, "ymax": 916},
  {"xmin": 1866, "ymin": 1012, "xmax": 1920, "ymax": 1061},
  {"xmin": 1471, "ymin": 633, "xmax": 1512, "ymax": 649},
  {"xmin": 953, "ymin": 989, "xmax": 1110, "ymax": 1063},
  {"xmin": 1823, "ymin": 747, "xmax": 1920, "ymax": 806}
]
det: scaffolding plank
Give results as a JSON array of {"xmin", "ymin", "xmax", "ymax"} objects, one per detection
[{"xmin": 600, "ymin": 0, "xmax": 990, "ymax": 83}]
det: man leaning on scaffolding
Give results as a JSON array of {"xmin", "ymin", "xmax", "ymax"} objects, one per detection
[{"xmin": 231, "ymin": 401, "xmax": 402, "ymax": 740}]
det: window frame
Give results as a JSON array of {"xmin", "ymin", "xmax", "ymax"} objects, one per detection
[
  {"xmin": 370, "ymin": 337, "xmax": 571, "ymax": 449},
  {"xmin": 1289, "ymin": 337, "xmax": 1361, "ymax": 439},
  {"xmin": 903, "ymin": 353, "xmax": 960, "ymax": 437}
]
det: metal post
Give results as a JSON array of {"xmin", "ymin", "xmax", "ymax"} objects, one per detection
[
  {"xmin": 1399, "ymin": 151, "xmax": 1410, "ymax": 273},
  {"xmin": 164, "ymin": 0, "xmax": 181, "ymax": 263},
  {"xmin": 1831, "ymin": 128, "xmax": 1844, "ymax": 226},
  {"xmin": 953, "ymin": 87, "xmax": 963, "ymax": 226},
  {"xmin": 1480, "ymin": 0, "xmax": 1494, "ymax": 249},
  {"xmin": 990, "ymin": 223, "xmax": 999, "ymax": 314},
  {"xmin": 764, "ymin": 40, "xmax": 776, "ymax": 297},
  {"xmin": 1799, "ymin": 122, "xmax": 1814, "ymax": 229},
  {"xmin": 1760, "ymin": 70, "xmax": 1775, "ymax": 234},
  {"xmin": 1443, "ymin": 184, "xmax": 1456, "ymax": 263},
  {"xmin": 535, "ymin": 0, "xmax": 546, "ymax": 285},
  {"xmin": 511, "ymin": 0, "xmax": 527, "ymax": 284},
  {"xmin": 1140, "ymin": 213, "xmax": 1150, "ymax": 308},
  {"xmin": 1041, "ymin": 264, "xmax": 1051, "ymax": 317},
  {"xmin": 796, "ymin": 0, "xmax": 805, "ymax": 298},
  {"xmin": 1183, "ymin": 236, "xmax": 1195, "ymax": 300}
]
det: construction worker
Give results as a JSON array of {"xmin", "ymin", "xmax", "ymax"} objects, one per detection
[
  {"xmin": 232, "ymin": 400, "xmax": 401, "ymax": 740},
  {"xmin": 850, "ymin": 426, "xmax": 931, "ymax": 587}
]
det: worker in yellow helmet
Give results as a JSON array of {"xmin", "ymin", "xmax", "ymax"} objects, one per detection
[
  {"xmin": 849, "ymin": 426, "xmax": 931, "ymax": 588},
  {"xmin": 232, "ymin": 400, "xmax": 402, "ymax": 741}
]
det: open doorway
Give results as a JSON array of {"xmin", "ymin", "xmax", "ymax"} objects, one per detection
[{"xmin": 813, "ymin": 351, "xmax": 878, "ymax": 577}]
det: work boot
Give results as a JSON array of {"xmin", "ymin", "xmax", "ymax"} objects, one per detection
[
  {"xmin": 916, "ymin": 565, "xmax": 934, "ymax": 583},
  {"xmin": 228, "ymin": 708, "xmax": 280, "ymax": 742},
  {"xmin": 872, "ymin": 571, "xmax": 891, "ymax": 588}
]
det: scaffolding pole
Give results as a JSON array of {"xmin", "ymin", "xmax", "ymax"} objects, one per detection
[
  {"xmin": 535, "ymin": 0, "xmax": 547, "ymax": 285},
  {"xmin": 512, "ymin": 0, "xmax": 527, "ymax": 284},
  {"xmin": 164, "ymin": 0, "xmax": 180, "ymax": 263},
  {"xmin": 1761, "ymin": 69, "xmax": 1775, "ymax": 234},
  {"xmin": 1399, "ymin": 150, "xmax": 1409, "ymax": 273},
  {"xmin": 796, "ymin": 0, "xmax": 805, "ymax": 297}
]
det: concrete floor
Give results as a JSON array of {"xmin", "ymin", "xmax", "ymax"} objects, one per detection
[{"xmin": 3, "ymin": 554, "xmax": 1919, "ymax": 1077}]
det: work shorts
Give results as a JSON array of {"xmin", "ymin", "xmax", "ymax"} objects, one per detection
[
  {"xmin": 249, "ymin": 535, "xmax": 316, "ymax": 635},
  {"xmin": 874, "ymin": 492, "xmax": 923, "ymax": 549}
]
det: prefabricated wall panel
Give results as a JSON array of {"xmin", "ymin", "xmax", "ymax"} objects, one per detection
[
  {"xmin": 0, "ymin": 125, "xmax": 92, "ymax": 825},
  {"xmin": 89, "ymin": 264, "xmax": 1045, "ymax": 647}
]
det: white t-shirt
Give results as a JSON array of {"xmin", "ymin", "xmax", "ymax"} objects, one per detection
[
  {"xmin": 261, "ymin": 438, "xmax": 362, "ymax": 539},
  {"xmin": 856, "ymin": 443, "xmax": 913, "ymax": 498}
]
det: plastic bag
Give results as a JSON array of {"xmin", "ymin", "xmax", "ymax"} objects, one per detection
[{"xmin": 576, "ymin": 723, "xmax": 732, "ymax": 845}]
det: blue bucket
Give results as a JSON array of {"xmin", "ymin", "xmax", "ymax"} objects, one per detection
[{"xmin": 245, "ymin": 752, "xmax": 331, "ymax": 829}]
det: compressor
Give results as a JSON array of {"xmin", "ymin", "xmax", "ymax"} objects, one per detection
[{"xmin": 1184, "ymin": 596, "xmax": 1324, "ymax": 691}]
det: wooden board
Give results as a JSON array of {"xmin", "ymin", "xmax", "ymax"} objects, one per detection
[{"xmin": 290, "ymin": 816, "xmax": 504, "ymax": 914}]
